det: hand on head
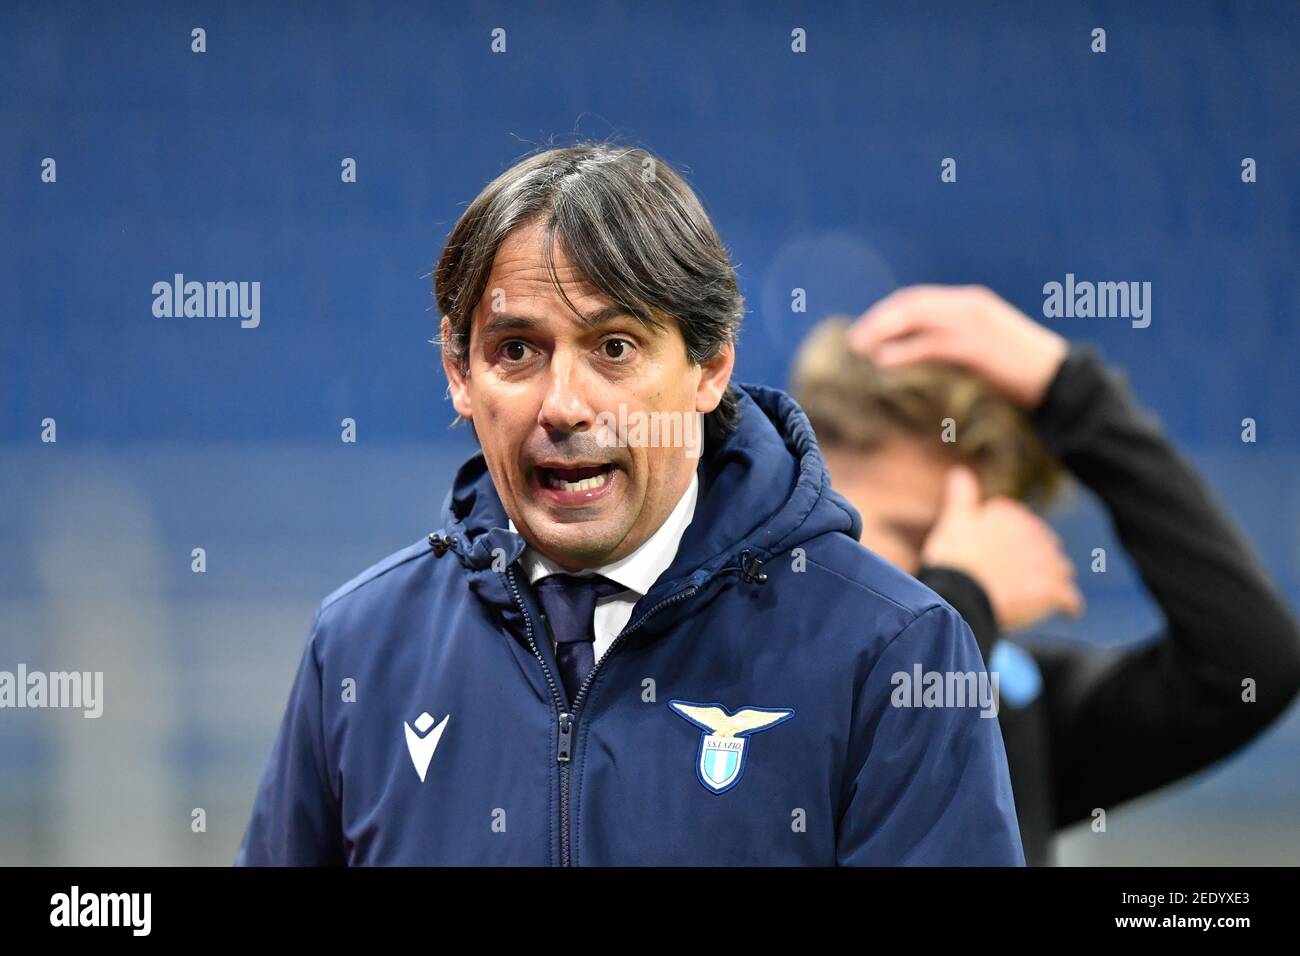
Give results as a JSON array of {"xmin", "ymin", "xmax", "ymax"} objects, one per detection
[
  {"xmin": 921, "ymin": 465, "xmax": 1084, "ymax": 630},
  {"xmin": 848, "ymin": 285, "xmax": 1068, "ymax": 408}
]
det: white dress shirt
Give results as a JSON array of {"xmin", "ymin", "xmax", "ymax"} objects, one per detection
[{"xmin": 508, "ymin": 470, "xmax": 699, "ymax": 664}]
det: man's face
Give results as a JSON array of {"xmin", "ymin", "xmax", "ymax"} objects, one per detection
[
  {"xmin": 823, "ymin": 435, "xmax": 949, "ymax": 574},
  {"xmin": 442, "ymin": 220, "xmax": 733, "ymax": 571}
]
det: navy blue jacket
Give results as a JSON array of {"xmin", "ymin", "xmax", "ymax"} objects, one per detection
[{"xmin": 236, "ymin": 384, "xmax": 1024, "ymax": 865}]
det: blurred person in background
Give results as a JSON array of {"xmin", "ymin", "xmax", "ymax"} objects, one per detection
[{"xmin": 791, "ymin": 285, "xmax": 1300, "ymax": 865}]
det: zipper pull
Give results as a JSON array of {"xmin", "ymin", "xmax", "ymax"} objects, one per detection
[{"xmin": 557, "ymin": 712, "xmax": 574, "ymax": 763}]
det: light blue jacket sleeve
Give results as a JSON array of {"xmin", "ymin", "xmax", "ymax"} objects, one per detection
[{"xmin": 836, "ymin": 604, "xmax": 1025, "ymax": 865}]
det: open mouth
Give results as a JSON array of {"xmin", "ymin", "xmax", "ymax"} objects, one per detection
[{"xmin": 537, "ymin": 463, "xmax": 615, "ymax": 493}]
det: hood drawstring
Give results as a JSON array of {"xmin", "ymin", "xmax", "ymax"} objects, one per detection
[
  {"xmin": 720, "ymin": 549, "xmax": 767, "ymax": 585},
  {"xmin": 428, "ymin": 532, "xmax": 451, "ymax": 557}
]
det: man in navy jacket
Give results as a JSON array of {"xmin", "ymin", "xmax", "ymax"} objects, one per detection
[{"xmin": 236, "ymin": 143, "xmax": 1023, "ymax": 866}]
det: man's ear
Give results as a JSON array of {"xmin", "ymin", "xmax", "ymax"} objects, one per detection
[
  {"xmin": 694, "ymin": 339, "xmax": 735, "ymax": 414},
  {"xmin": 440, "ymin": 316, "xmax": 474, "ymax": 420}
]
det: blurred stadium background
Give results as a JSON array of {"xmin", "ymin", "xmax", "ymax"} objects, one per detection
[{"xmin": 1, "ymin": 1, "xmax": 1297, "ymax": 864}]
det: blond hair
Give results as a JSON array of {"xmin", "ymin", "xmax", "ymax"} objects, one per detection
[{"xmin": 791, "ymin": 316, "xmax": 1064, "ymax": 504}]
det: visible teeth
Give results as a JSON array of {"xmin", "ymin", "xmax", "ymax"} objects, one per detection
[{"xmin": 547, "ymin": 470, "xmax": 609, "ymax": 492}]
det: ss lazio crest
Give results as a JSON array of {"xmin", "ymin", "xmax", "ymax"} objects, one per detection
[{"xmin": 669, "ymin": 700, "xmax": 794, "ymax": 794}]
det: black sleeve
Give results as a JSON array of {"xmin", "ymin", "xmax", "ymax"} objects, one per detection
[
  {"xmin": 1028, "ymin": 345, "xmax": 1300, "ymax": 828},
  {"xmin": 916, "ymin": 566, "xmax": 999, "ymax": 668}
]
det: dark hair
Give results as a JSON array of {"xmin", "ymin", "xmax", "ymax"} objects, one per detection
[{"xmin": 434, "ymin": 141, "xmax": 744, "ymax": 446}]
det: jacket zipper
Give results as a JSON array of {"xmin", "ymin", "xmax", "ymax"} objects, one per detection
[
  {"xmin": 504, "ymin": 566, "xmax": 571, "ymax": 865},
  {"xmin": 505, "ymin": 564, "xmax": 697, "ymax": 867}
]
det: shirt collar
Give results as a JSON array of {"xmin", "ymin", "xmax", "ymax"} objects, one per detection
[{"xmin": 508, "ymin": 469, "xmax": 699, "ymax": 597}]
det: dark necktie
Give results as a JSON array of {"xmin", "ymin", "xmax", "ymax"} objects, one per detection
[{"xmin": 533, "ymin": 573, "xmax": 626, "ymax": 705}]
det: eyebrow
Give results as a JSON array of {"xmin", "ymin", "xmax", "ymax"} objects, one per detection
[
  {"xmin": 887, "ymin": 516, "xmax": 934, "ymax": 541},
  {"xmin": 480, "ymin": 304, "xmax": 649, "ymax": 338}
]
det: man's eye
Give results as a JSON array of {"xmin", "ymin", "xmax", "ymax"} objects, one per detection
[
  {"xmin": 500, "ymin": 340, "xmax": 531, "ymax": 362},
  {"xmin": 601, "ymin": 338, "xmax": 633, "ymax": 360}
]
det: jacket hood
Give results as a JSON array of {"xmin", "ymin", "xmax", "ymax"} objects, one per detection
[{"xmin": 437, "ymin": 383, "xmax": 862, "ymax": 626}]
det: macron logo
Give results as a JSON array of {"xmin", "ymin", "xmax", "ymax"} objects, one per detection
[{"xmin": 404, "ymin": 711, "xmax": 450, "ymax": 782}]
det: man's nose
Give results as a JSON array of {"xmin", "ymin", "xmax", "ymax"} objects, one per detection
[{"xmin": 538, "ymin": 349, "xmax": 596, "ymax": 433}]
